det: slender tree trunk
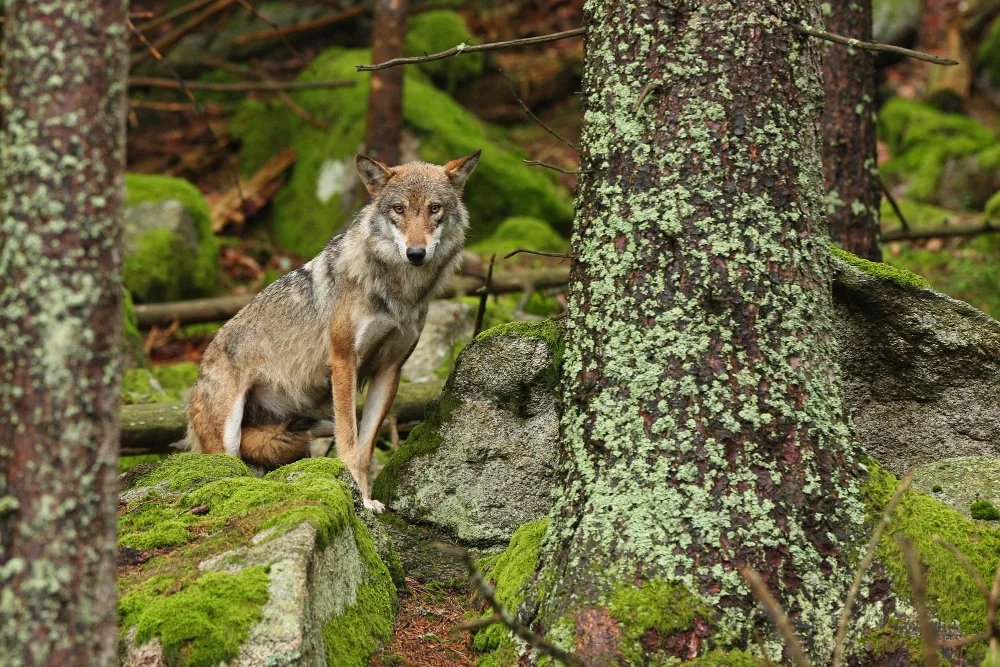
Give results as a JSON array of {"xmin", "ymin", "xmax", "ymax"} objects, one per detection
[
  {"xmin": 365, "ymin": 0, "xmax": 409, "ymax": 166},
  {"xmin": 822, "ymin": 0, "xmax": 882, "ymax": 260},
  {"xmin": 529, "ymin": 0, "xmax": 871, "ymax": 662},
  {"xmin": 0, "ymin": 1, "xmax": 128, "ymax": 663}
]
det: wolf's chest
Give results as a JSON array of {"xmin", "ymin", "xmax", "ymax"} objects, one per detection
[{"xmin": 354, "ymin": 312, "xmax": 422, "ymax": 368}]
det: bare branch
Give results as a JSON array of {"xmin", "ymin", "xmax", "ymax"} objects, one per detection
[
  {"xmin": 233, "ymin": 6, "xmax": 367, "ymax": 46},
  {"xmin": 831, "ymin": 467, "xmax": 915, "ymax": 667},
  {"xmin": 499, "ymin": 69, "xmax": 578, "ymax": 153},
  {"xmin": 436, "ymin": 544, "xmax": 588, "ymax": 667},
  {"xmin": 456, "ymin": 614, "xmax": 502, "ymax": 632},
  {"xmin": 940, "ymin": 633, "xmax": 988, "ymax": 649},
  {"xmin": 128, "ymin": 76, "xmax": 355, "ymax": 92},
  {"xmin": 136, "ymin": 0, "xmax": 218, "ymax": 33},
  {"xmin": 790, "ymin": 23, "xmax": 959, "ymax": 66},
  {"xmin": 231, "ymin": 0, "xmax": 309, "ymax": 71},
  {"xmin": 129, "ymin": 98, "xmax": 225, "ymax": 113},
  {"xmin": 739, "ymin": 568, "xmax": 812, "ymax": 667},
  {"xmin": 878, "ymin": 175, "xmax": 910, "ymax": 232},
  {"xmin": 358, "ymin": 27, "xmax": 586, "ymax": 72},
  {"xmin": 523, "ymin": 160, "xmax": 589, "ymax": 174},
  {"xmin": 896, "ymin": 534, "xmax": 940, "ymax": 667},
  {"xmin": 881, "ymin": 220, "xmax": 998, "ymax": 242},
  {"xmin": 504, "ymin": 248, "xmax": 574, "ymax": 260},
  {"xmin": 132, "ymin": 0, "xmax": 237, "ymax": 66},
  {"xmin": 473, "ymin": 254, "xmax": 497, "ymax": 337}
]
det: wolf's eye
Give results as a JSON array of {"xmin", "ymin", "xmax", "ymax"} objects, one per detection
[
  {"xmin": 392, "ymin": 204, "xmax": 404, "ymax": 214},
  {"xmin": 430, "ymin": 204, "xmax": 441, "ymax": 214}
]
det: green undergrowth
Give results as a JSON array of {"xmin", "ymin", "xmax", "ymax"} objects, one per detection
[
  {"xmin": 119, "ymin": 455, "xmax": 396, "ymax": 666},
  {"xmin": 122, "ymin": 362, "xmax": 200, "ymax": 405},
  {"xmin": 230, "ymin": 46, "xmax": 573, "ymax": 257},
  {"xmin": 862, "ymin": 462, "xmax": 1000, "ymax": 661},
  {"xmin": 469, "ymin": 216, "xmax": 571, "ymax": 257},
  {"xmin": 124, "ymin": 173, "xmax": 220, "ymax": 302},
  {"xmin": 830, "ymin": 244, "xmax": 930, "ymax": 290},
  {"xmin": 405, "ymin": 10, "xmax": 483, "ymax": 88},
  {"xmin": 878, "ymin": 98, "xmax": 1000, "ymax": 207}
]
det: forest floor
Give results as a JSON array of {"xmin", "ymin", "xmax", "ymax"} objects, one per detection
[{"xmin": 370, "ymin": 578, "xmax": 482, "ymax": 667}]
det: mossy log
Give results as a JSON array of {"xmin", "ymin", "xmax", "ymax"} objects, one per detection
[
  {"xmin": 134, "ymin": 268, "xmax": 571, "ymax": 327},
  {"xmin": 120, "ymin": 379, "xmax": 444, "ymax": 454}
]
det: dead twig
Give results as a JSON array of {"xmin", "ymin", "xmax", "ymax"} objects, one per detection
[
  {"xmin": 523, "ymin": 160, "xmax": 588, "ymax": 175},
  {"xmin": 878, "ymin": 175, "xmax": 910, "ymax": 232},
  {"xmin": 358, "ymin": 27, "xmax": 586, "ymax": 72},
  {"xmin": 896, "ymin": 534, "xmax": 940, "ymax": 667},
  {"xmin": 739, "ymin": 568, "xmax": 811, "ymax": 667},
  {"xmin": 631, "ymin": 80, "xmax": 662, "ymax": 113},
  {"xmin": 831, "ymin": 467, "xmax": 915, "ymax": 667},
  {"xmin": 498, "ymin": 69, "xmax": 578, "ymax": 153},
  {"xmin": 504, "ymin": 248, "xmax": 574, "ymax": 260},
  {"xmin": 128, "ymin": 76, "xmax": 355, "ymax": 92},
  {"xmin": 437, "ymin": 544, "xmax": 588, "ymax": 667},
  {"xmin": 940, "ymin": 633, "xmax": 989, "ymax": 649},
  {"xmin": 132, "ymin": 0, "xmax": 237, "ymax": 65},
  {"xmin": 233, "ymin": 5, "xmax": 367, "ymax": 46},
  {"xmin": 987, "ymin": 558, "xmax": 1000, "ymax": 664},
  {"xmin": 881, "ymin": 220, "xmax": 998, "ymax": 242},
  {"xmin": 791, "ymin": 23, "xmax": 959, "ymax": 66},
  {"xmin": 129, "ymin": 98, "xmax": 225, "ymax": 113},
  {"xmin": 231, "ymin": 0, "xmax": 313, "ymax": 75},
  {"xmin": 136, "ymin": 0, "xmax": 218, "ymax": 33},
  {"xmin": 456, "ymin": 614, "xmax": 502, "ymax": 632},
  {"xmin": 388, "ymin": 415, "xmax": 400, "ymax": 451},
  {"xmin": 473, "ymin": 254, "xmax": 496, "ymax": 337}
]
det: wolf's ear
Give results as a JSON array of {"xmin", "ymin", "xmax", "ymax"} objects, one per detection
[
  {"xmin": 356, "ymin": 155, "xmax": 394, "ymax": 195},
  {"xmin": 444, "ymin": 150, "xmax": 481, "ymax": 190}
]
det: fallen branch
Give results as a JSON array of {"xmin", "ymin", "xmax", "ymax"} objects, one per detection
[
  {"xmin": 120, "ymin": 379, "xmax": 442, "ymax": 454},
  {"xmin": 210, "ymin": 149, "xmax": 297, "ymax": 231},
  {"xmin": 136, "ymin": 0, "xmax": 218, "ymax": 33},
  {"xmin": 233, "ymin": 5, "xmax": 367, "ymax": 46},
  {"xmin": 504, "ymin": 248, "xmax": 573, "ymax": 260},
  {"xmin": 358, "ymin": 27, "xmax": 586, "ymax": 72},
  {"xmin": 881, "ymin": 220, "xmax": 998, "ymax": 242},
  {"xmin": 439, "ymin": 544, "xmax": 588, "ymax": 667},
  {"xmin": 128, "ymin": 76, "xmax": 355, "ymax": 92},
  {"xmin": 791, "ymin": 23, "xmax": 959, "ymax": 66},
  {"xmin": 129, "ymin": 98, "xmax": 226, "ymax": 113},
  {"xmin": 135, "ymin": 267, "xmax": 572, "ymax": 328}
]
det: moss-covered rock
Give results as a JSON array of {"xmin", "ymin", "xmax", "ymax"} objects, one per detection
[
  {"xmin": 913, "ymin": 456, "xmax": 1000, "ymax": 522},
  {"xmin": 121, "ymin": 362, "xmax": 199, "ymax": 405},
  {"xmin": 372, "ymin": 321, "xmax": 563, "ymax": 547},
  {"xmin": 119, "ymin": 455, "xmax": 398, "ymax": 666},
  {"xmin": 405, "ymin": 10, "xmax": 483, "ymax": 88},
  {"xmin": 124, "ymin": 174, "xmax": 220, "ymax": 303},
  {"xmin": 468, "ymin": 216, "xmax": 571, "ymax": 257},
  {"xmin": 121, "ymin": 287, "xmax": 149, "ymax": 369},
  {"xmin": 878, "ymin": 98, "xmax": 1000, "ymax": 209},
  {"xmin": 230, "ymin": 47, "xmax": 573, "ymax": 258}
]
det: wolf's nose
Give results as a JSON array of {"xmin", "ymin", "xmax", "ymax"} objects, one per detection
[{"xmin": 406, "ymin": 246, "xmax": 426, "ymax": 264}]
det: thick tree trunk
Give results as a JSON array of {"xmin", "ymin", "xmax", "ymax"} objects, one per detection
[
  {"xmin": 365, "ymin": 0, "xmax": 409, "ymax": 166},
  {"xmin": 822, "ymin": 0, "xmax": 882, "ymax": 261},
  {"xmin": 529, "ymin": 0, "xmax": 871, "ymax": 662},
  {"xmin": 0, "ymin": 0, "xmax": 128, "ymax": 663}
]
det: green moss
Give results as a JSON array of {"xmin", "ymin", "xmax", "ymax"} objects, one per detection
[
  {"xmin": 153, "ymin": 362, "xmax": 200, "ymax": 393},
  {"xmin": 127, "ymin": 452, "xmax": 253, "ymax": 493},
  {"xmin": 119, "ymin": 519, "xmax": 194, "ymax": 550},
  {"xmin": 863, "ymin": 462, "xmax": 1000, "ymax": 660},
  {"xmin": 124, "ymin": 173, "xmax": 220, "ymax": 302},
  {"xmin": 474, "ymin": 519, "xmax": 548, "ymax": 655},
  {"xmin": 134, "ymin": 567, "xmax": 270, "ymax": 667},
  {"xmin": 230, "ymin": 47, "xmax": 573, "ymax": 257},
  {"xmin": 976, "ymin": 17, "xmax": 1000, "ymax": 87},
  {"xmin": 120, "ymin": 454, "xmax": 168, "ymax": 474},
  {"xmin": 970, "ymin": 500, "xmax": 1000, "ymax": 521},
  {"xmin": 855, "ymin": 617, "xmax": 924, "ymax": 664},
  {"xmin": 372, "ymin": 392, "xmax": 459, "ymax": 502},
  {"xmin": 321, "ymin": 577, "xmax": 396, "ymax": 666},
  {"xmin": 175, "ymin": 321, "xmax": 223, "ymax": 339},
  {"xmin": 681, "ymin": 650, "xmax": 760, "ymax": 666},
  {"xmin": 986, "ymin": 190, "xmax": 1000, "ymax": 219},
  {"xmin": 121, "ymin": 368, "xmax": 170, "ymax": 405},
  {"xmin": 877, "ymin": 98, "xmax": 999, "ymax": 205},
  {"xmin": 830, "ymin": 244, "xmax": 930, "ymax": 290},
  {"xmin": 469, "ymin": 216, "xmax": 570, "ymax": 256},
  {"xmin": 608, "ymin": 579, "xmax": 713, "ymax": 665},
  {"xmin": 405, "ymin": 10, "xmax": 483, "ymax": 88},
  {"xmin": 122, "ymin": 287, "xmax": 148, "ymax": 367},
  {"xmin": 931, "ymin": 484, "xmax": 943, "ymax": 493}
]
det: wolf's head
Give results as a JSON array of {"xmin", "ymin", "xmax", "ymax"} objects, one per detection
[{"xmin": 355, "ymin": 151, "xmax": 480, "ymax": 266}]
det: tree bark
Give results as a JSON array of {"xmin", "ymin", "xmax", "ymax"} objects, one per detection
[
  {"xmin": 0, "ymin": 1, "xmax": 128, "ymax": 663},
  {"xmin": 822, "ymin": 0, "xmax": 882, "ymax": 261},
  {"xmin": 365, "ymin": 0, "xmax": 409, "ymax": 166},
  {"xmin": 529, "ymin": 0, "xmax": 871, "ymax": 662}
]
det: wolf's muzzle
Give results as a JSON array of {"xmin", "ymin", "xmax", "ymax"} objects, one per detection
[{"xmin": 406, "ymin": 246, "xmax": 427, "ymax": 265}]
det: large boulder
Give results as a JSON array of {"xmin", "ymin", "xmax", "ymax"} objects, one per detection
[
  {"xmin": 400, "ymin": 300, "xmax": 475, "ymax": 383},
  {"xmin": 376, "ymin": 252, "xmax": 1000, "ymax": 549},
  {"xmin": 118, "ymin": 455, "xmax": 401, "ymax": 667},
  {"xmin": 124, "ymin": 174, "xmax": 220, "ymax": 303}
]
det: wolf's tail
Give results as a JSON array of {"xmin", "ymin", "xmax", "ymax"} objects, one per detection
[{"xmin": 238, "ymin": 424, "xmax": 311, "ymax": 469}]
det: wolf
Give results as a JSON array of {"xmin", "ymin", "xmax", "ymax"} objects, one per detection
[{"xmin": 183, "ymin": 150, "xmax": 481, "ymax": 512}]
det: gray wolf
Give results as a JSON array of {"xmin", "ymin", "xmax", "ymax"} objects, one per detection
[{"xmin": 184, "ymin": 150, "xmax": 480, "ymax": 512}]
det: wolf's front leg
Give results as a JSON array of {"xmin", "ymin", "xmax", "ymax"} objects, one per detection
[
  {"xmin": 355, "ymin": 364, "xmax": 402, "ymax": 513},
  {"xmin": 329, "ymin": 336, "xmax": 361, "ymax": 485}
]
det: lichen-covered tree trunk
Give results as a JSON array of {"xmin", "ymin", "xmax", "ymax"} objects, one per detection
[
  {"xmin": 822, "ymin": 0, "xmax": 881, "ymax": 261},
  {"xmin": 528, "ymin": 0, "xmax": 871, "ymax": 662},
  {"xmin": 365, "ymin": 0, "xmax": 409, "ymax": 166},
  {"xmin": 0, "ymin": 0, "xmax": 128, "ymax": 663}
]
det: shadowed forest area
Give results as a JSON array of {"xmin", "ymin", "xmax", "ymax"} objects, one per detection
[{"xmin": 9, "ymin": 0, "xmax": 1000, "ymax": 664}]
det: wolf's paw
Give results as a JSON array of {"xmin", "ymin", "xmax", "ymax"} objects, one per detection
[{"xmin": 364, "ymin": 498, "xmax": 385, "ymax": 514}]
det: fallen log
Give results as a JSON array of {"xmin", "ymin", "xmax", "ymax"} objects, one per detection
[
  {"xmin": 134, "ymin": 266, "xmax": 571, "ymax": 328},
  {"xmin": 209, "ymin": 149, "xmax": 297, "ymax": 231},
  {"xmin": 120, "ymin": 378, "xmax": 444, "ymax": 455}
]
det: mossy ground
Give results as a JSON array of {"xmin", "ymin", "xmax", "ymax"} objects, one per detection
[
  {"xmin": 230, "ymin": 46, "xmax": 573, "ymax": 258},
  {"xmin": 124, "ymin": 173, "xmax": 220, "ymax": 302},
  {"xmin": 119, "ymin": 455, "xmax": 396, "ymax": 666},
  {"xmin": 405, "ymin": 10, "xmax": 483, "ymax": 89},
  {"xmin": 122, "ymin": 361, "xmax": 199, "ymax": 405}
]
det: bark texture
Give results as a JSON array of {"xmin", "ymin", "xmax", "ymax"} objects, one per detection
[
  {"xmin": 530, "ymin": 0, "xmax": 870, "ymax": 661},
  {"xmin": 0, "ymin": 0, "xmax": 128, "ymax": 663},
  {"xmin": 821, "ymin": 0, "xmax": 881, "ymax": 261},
  {"xmin": 365, "ymin": 0, "xmax": 409, "ymax": 166}
]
